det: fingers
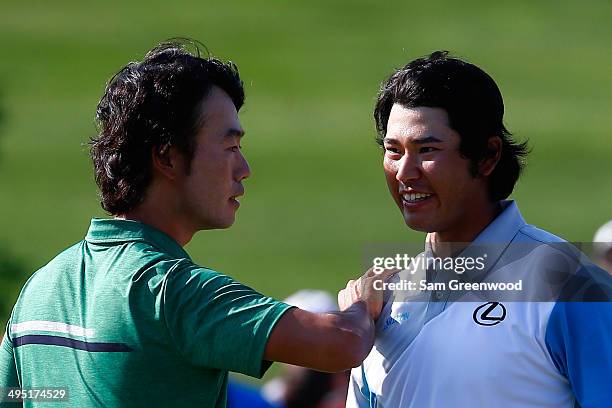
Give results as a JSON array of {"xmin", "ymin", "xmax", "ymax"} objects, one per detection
[
  {"xmin": 351, "ymin": 279, "xmax": 361, "ymax": 299},
  {"xmin": 364, "ymin": 267, "xmax": 377, "ymax": 278},
  {"xmin": 338, "ymin": 279, "xmax": 357, "ymax": 311},
  {"xmin": 376, "ymin": 267, "xmax": 401, "ymax": 280},
  {"xmin": 338, "ymin": 287, "xmax": 349, "ymax": 311},
  {"xmin": 338, "ymin": 267, "xmax": 399, "ymax": 319}
]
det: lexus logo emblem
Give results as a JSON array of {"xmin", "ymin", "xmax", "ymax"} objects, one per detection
[{"xmin": 473, "ymin": 302, "xmax": 506, "ymax": 326}]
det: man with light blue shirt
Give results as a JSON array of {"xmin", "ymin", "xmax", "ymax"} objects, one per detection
[{"xmin": 344, "ymin": 51, "xmax": 612, "ymax": 407}]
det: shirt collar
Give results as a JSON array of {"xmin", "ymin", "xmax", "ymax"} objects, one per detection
[
  {"xmin": 458, "ymin": 200, "xmax": 526, "ymax": 283},
  {"xmin": 85, "ymin": 218, "xmax": 190, "ymax": 260},
  {"xmin": 472, "ymin": 200, "xmax": 526, "ymax": 245},
  {"xmin": 424, "ymin": 200, "xmax": 525, "ymax": 249},
  {"xmin": 423, "ymin": 200, "xmax": 526, "ymax": 287}
]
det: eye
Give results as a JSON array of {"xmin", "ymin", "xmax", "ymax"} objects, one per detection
[
  {"xmin": 229, "ymin": 145, "xmax": 242, "ymax": 152},
  {"xmin": 419, "ymin": 146, "xmax": 438, "ymax": 153},
  {"xmin": 384, "ymin": 146, "xmax": 401, "ymax": 154}
]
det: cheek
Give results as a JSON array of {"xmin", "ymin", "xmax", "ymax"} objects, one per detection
[
  {"xmin": 423, "ymin": 152, "xmax": 470, "ymax": 178},
  {"xmin": 421, "ymin": 160, "xmax": 446, "ymax": 188},
  {"xmin": 184, "ymin": 164, "xmax": 219, "ymax": 198},
  {"xmin": 383, "ymin": 159, "xmax": 399, "ymax": 185},
  {"xmin": 383, "ymin": 160, "xmax": 402, "ymax": 207},
  {"xmin": 383, "ymin": 155, "xmax": 399, "ymax": 175},
  {"xmin": 421, "ymin": 160, "xmax": 437, "ymax": 174},
  {"xmin": 194, "ymin": 152, "xmax": 227, "ymax": 183},
  {"xmin": 422, "ymin": 157, "xmax": 474, "ymax": 197}
]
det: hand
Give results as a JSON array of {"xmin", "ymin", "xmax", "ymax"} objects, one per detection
[{"xmin": 338, "ymin": 267, "xmax": 399, "ymax": 321}]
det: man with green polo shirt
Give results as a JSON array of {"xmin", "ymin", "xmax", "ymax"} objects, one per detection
[{"xmin": 0, "ymin": 39, "xmax": 391, "ymax": 407}]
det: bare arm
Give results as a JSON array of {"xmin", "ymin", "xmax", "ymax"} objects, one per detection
[
  {"xmin": 264, "ymin": 302, "xmax": 374, "ymax": 372},
  {"xmin": 264, "ymin": 267, "xmax": 397, "ymax": 372}
]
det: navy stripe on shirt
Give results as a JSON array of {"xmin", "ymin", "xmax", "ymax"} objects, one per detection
[{"xmin": 13, "ymin": 335, "xmax": 132, "ymax": 352}]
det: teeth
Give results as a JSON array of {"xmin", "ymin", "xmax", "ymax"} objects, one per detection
[{"xmin": 402, "ymin": 193, "xmax": 432, "ymax": 202}]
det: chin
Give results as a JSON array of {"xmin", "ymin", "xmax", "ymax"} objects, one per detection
[
  {"xmin": 214, "ymin": 219, "xmax": 235, "ymax": 230},
  {"xmin": 197, "ymin": 216, "xmax": 235, "ymax": 231},
  {"xmin": 403, "ymin": 214, "xmax": 436, "ymax": 233},
  {"xmin": 221, "ymin": 214, "xmax": 237, "ymax": 229}
]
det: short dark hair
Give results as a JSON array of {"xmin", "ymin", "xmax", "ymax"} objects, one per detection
[
  {"xmin": 90, "ymin": 38, "xmax": 245, "ymax": 215},
  {"xmin": 374, "ymin": 51, "xmax": 528, "ymax": 201}
]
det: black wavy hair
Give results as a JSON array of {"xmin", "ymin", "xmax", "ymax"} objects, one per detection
[
  {"xmin": 374, "ymin": 51, "xmax": 529, "ymax": 201},
  {"xmin": 90, "ymin": 38, "xmax": 244, "ymax": 215}
]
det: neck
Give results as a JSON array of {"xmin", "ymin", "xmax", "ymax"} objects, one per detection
[
  {"xmin": 428, "ymin": 200, "xmax": 502, "ymax": 253},
  {"xmin": 117, "ymin": 200, "xmax": 195, "ymax": 247}
]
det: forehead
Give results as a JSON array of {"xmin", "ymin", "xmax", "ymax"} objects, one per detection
[
  {"xmin": 195, "ymin": 86, "xmax": 243, "ymax": 138},
  {"xmin": 385, "ymin": 105, "xmax": 455, "ymax": 142}
]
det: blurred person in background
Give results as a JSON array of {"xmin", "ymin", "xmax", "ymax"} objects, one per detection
[
  {"xmin": 0, "ymin": 39, "xmax": 396, "ymax": 407},
  {"xmin": 593, "ymin": 220, "xmax": 612, "ymax": 274},
  {"xmin": 227, "ymin": 380, "xmax": 275, "ymax": 408}
]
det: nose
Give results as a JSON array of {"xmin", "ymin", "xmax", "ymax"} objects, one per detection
[
  {"xmin": 396, "ymin": 152, "xmax": 420, "ymax": 183},
  {"xmin": 235, "ymin": 151, "xmax": 251, "ymax": 182}
]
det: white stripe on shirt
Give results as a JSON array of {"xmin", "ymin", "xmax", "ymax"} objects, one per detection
[{"xmin": 10, "ymin": 321, "xmax": 95, "ymax": 338}]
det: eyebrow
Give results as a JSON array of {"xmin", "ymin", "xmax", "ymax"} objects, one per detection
[
  {"xmin": 226, "ymin": 128, "xmax": 245, "ymax": 138},
  {"xmin": 383, "ymin": 135, "xmax": 443, "ymax": 144}
]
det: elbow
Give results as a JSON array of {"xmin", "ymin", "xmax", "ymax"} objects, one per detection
[
  {"xmin": 342, "ymin": 330, "xmax": 375, "ymax": 369},
  {"xmin": 324, "ymin": 317, "xmax": 375, "ymax": 372}
]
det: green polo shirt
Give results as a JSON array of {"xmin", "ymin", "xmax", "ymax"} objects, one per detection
[{"xmin": 0, "ymin": 219, "xmax": 292, "ymax": 407}]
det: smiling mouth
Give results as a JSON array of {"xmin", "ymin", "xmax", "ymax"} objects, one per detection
[
  {"xmin": 229, "ymin": 197, "xmax": 241, "ymax": 209},
  {"xmin": 230, "ymin": 188, "xmax": 245, "ymax": 202},
  {"xmin": 401, "ymin": 192, "xmax": 433, "ymax": 204}
]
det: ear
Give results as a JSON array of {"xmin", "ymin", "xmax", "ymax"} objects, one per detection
[
  {"xmin": 479, "ymin": 136, "xmax": 502, "ymax": 177},
  {"xmin": 151, "ymin": 145, "xmax": 185, "ymax": 181}
]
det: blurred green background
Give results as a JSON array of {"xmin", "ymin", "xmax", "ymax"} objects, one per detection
[{"xmin": 1, "ymin": 0, "xmax": 611, "ymax": 332}]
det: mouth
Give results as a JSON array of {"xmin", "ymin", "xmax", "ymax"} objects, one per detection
[
  {"xmin": 400, "ymin": 191, "xmax": 434, "ymax": 206},
  {"xmin": 229, "ymin": 197, "xmax": 241, "ymax": 209},
  {"xmin": 229, "ymin": 189, "xmax": 244, "ymax": 207}
]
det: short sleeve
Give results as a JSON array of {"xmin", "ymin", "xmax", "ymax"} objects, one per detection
[
  {"xmin": 545, "ymin": 301, "xmax": 612, "ymax": 407},
  {"xmin": 1, "ymin": 323, "xmax": 19, "ymax": 389},
  {"xmin": 163, "ymin": 263, "xmax": 293, "ymax": 378}
]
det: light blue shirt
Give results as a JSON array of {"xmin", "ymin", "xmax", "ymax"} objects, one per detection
[{"xmin": 347, "ymin": 201, "xmax": 612, "ymax": 408}]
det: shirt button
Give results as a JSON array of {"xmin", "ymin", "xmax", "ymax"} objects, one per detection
[{"xmin": 435, "ymin": 291, "xmax": 444, "ymax": 300}]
